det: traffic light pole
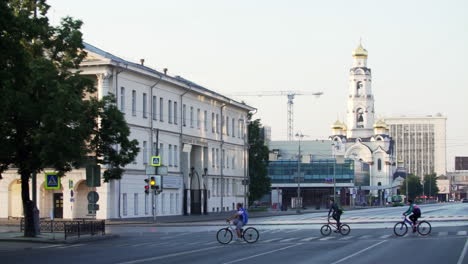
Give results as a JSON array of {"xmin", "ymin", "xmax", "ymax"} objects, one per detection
[{"xmin": 153, "ymin": 189, "xmax": 156, "ymax": 223}]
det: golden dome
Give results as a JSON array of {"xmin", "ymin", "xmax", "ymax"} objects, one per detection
[
  {"xmin": 373, "ymin": 119, "xmax": 388, "ymax": 129},
  {"xmin": 331, "ymin": 120, "xmax": 345, "ymax": 130},
  {"xmin": 352, "ymin": 43, "xmax": 368, "ymax": 58}
]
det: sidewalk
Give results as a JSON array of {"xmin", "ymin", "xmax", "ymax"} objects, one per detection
[{"xmin": 0, "ymin": 231, "xmax": 119, "ymax": 244}]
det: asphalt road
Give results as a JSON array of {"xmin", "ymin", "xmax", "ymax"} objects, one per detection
[{"xmin": 0, "ymin": 203, "xmax": 467, "ymax": 264}]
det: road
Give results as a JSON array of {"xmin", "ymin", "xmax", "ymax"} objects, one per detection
[{"xmin": 0, "ymin": 203, "xmax": 467, "ymax": 264}]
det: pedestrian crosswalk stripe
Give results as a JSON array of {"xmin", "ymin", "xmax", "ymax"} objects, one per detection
[
  {"xmin": 359, "ymin": 235, "xmax": 372, "ymax": 239},
  {"xmin": 39, "ymin": 244, "xmax": 64, "ymax": 249},
  {"xmin": 284, "ymin": 229, "xmax": 300, "ymax": 233},
  {"xmin": 457, "ymin": 231, "xmax": 467, "ymax": 236},
  {"xmin": 299, "ymin": 237, "xmax": 318, "ymax": 242},
  {"xmin": 319, "ymin": 236, "xmax": 334, "ymax": 241},
  {"xmin": 262, "ymin": 238, "xmax": 283, "ymax": 243},
  {"xmin": 339, "ymin": 236, "xmax": 354, "ymax": 241},
  {"xmin": 278, "ymin": 238, "xmax": 296, "ymax": 242},
  {"xmin": 380, "ymin": 235, "xmax": 391, "ymax": 239},
  {"xmin": 438, "ymin": 232, "xmax": 448, "ymax": 236},
  {"xmin": 57, "ymin": 244, "xmax": 84, "ymax": 249},
  {"xmin": 269, "ymin": 230, "xmax": 283, "ymax": 234},
  {"xmin": 203, "ymin": 241, "xmax": 218, "ymax": 245}
]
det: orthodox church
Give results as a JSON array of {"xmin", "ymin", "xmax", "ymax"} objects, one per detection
[{"xmin": 330, "ymin": 42, "xmax": 400, "ymax": 197}]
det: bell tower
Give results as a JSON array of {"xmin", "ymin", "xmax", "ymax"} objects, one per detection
[{"xmin": 346, "ymin": 41, "xmax": 375, "ymax": 139}]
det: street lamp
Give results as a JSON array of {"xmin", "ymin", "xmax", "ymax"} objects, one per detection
[{"xmin": 295, "ymin": 133, "xmax": 307, "ymax": 213}]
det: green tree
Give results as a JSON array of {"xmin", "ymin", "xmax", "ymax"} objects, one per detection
[
  {"xmin": 423, "ymin": 173, "xmax": 439, "ymax": 198},
  {"xmin": 248, "ymin": 115, "xmax": 271, "ymax": 205},
  {"xmin": 400, "ymin": 174, "xmax": 423, "ymax": 200},
  {"xmin": 0, "ymin": 0, "xmax": 138, "ymax": 237}
]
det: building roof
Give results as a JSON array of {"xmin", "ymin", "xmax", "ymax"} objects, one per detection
[
  {"xmin": 352, "ymin": 42, "xmax": 368, "ymax": 58},
  {"xmin": 82, "ymin": 42, "xmax": 255, "ymax": 111}
]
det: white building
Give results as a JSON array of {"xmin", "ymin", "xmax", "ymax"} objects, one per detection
[
  {"xmin": 330, "ymin": 43, "xmax": 398, "ymax": 194},
  {"xmin": 383, "ymin": 115, "xmax": 447, "ymax": 177},
  {"xmin": 0, "ymin": 43, "xmax": 254, "ymax": 220}
]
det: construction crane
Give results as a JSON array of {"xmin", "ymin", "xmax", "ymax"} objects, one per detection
[{"xmin": 229, "ymin": 91, "xmax": 323, "ymax": 141}]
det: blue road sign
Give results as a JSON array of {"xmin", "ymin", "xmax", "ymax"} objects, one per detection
[
  {"xmin": 151, "ymin": 156, "xmax": 161, "ymax": 167},
  {"xmin": 45, "ymin": 173, "xmax": 60, "ymax": 190}
]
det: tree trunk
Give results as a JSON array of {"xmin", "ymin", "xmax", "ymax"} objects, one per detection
[{"xmin": 21, "ymin": 172, "xmax": 36, "ymax": 237}]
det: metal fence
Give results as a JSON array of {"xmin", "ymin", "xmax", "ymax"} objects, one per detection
[{"xmin": 20, "ymin": 219, "xmax": 105, "ymax": 240}]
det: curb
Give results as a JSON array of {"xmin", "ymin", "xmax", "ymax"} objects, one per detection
[{"xmin": 0, "ymin": 234, "xmax": 120, "ymax": 244}]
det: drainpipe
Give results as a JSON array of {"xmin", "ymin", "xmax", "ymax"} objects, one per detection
[
  {"xmin": 220, "ymin": 104, "xmax": 227, "ymax": 212},
  {"xmin": 180, "ymin": 84, "xmax": 192, "ymax": 215},
  {"xmin": 150, "ymin": 74, "xmax": 163, "ymax": 159},
  {"xmin": 114, "ymin": 65, "xmax": 125, "ymax": 218}
]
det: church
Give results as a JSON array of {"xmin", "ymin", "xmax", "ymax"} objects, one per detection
[{"xmin": 330, "ymin": 42, "xmax": 401, "ymax": 203}]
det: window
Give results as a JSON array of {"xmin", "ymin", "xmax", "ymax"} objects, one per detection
[
  {"xmin": 168, "ymin": 100, "xmax": 173, "ymax": 124},
  {"xmin": 378, "ymin": 158, "xmax": 382, "ymax": 171},
  {"xmin": 159, "ymin": 98, "xmax": 164, "ymax": 121},
  {"xmin": 197, "ymin": 109, "xmax": 201, "ymax": 129},
  {"xmin": 204, "ymin": 111, "xmax": 208, "ymax": 131},
  {"xmin": 238, "ymin": 120, "xmax": 242, "ymax": 138},
  {"xmin": 132, "ymin": 90, "xmax": 136, "ymax": 116},
  {"xmin": 174, "ymin": 101, "xmax": 178, "ymax": 125},
  {"xmin": 182, "ymin": 104, "xmax": 187, "ymax": 126},
  {"xmin": 174, "ymin": 145, "xmax": 178, "ymax": 167},
  {"xmin": 226, "ymin": 152, "xmax": 229, "ymax": 168},
  {"xmin": 212, "ymin": 148, "xmax": 215, "ymax": 168},
  {"xmin": 356, "ymin": 108, "xmax": 364, "ymax": 128},
  {"xmin": 170, "ymin": 193, "xmax": 174, "ymax": 214},
  {"xmin": 176, "ymin": 193, "xmax": 180, "ymax": 213},
  {"xmin": 160, "ymin": 143, "xmax": 164, "ymax": 165},
  {"xmin": 356, "ymin": 81, "xmax": 363, "ymax": 96},
  {"xmin": 143, "ymin": 141, "xmax": 148, "ymax": 165},
  {"xmin": 120, "ymin": 87, "xmax": 125, "ymax": 112},
  {"xmin": 122, "ymin": 193, "xmax": 128, "ymax": 216},
  {"xmin": 216, "ymin": 148, "xmax": 219, "ymax": 168},
  {"xmin": 216, "ymin": 114, "xmax": 219, "ymax": 133},
  {"xmin": 232, "ymin": 156, "xmax": 235, "ymax": 169},
  {"xmin": 190, "ymin": 106, "xmax": 194, "ymax": 127},
  {"xmin": 212, "ymin": 113, "xmax": 215, "ymax": 133},
  {"xmin": 145, "ymin": 194, "xmax": 149, "ymax": 215},
  {"xmin": 152, "ymin": 96, "xmax": 157, "ymax": 120},
  {"xmin": 169, "ymin": 144, "xmax": 173, "ymax": 166},
  {"xmin": 226, "ymin": 179, "xmax": 230, "ymax": 196},
  {"xmin": 232, "ymin": 118, "xmax": 235, "ymax": 137},
  {"xmin": 153, "ymin": 142, "xmax": 157, "ymax": 155},
  {"xmin": 143, "ymin": 93, "xmax": 147, "ymax": 118},
  {"xmin": 134, "ymin": 193, "xmax": 139, "ymax": 215},
  {"xmin": 226, "ymin": 116, "xmax": 230, "ymax": 135}
]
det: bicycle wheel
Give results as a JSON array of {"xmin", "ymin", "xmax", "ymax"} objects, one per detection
[
  {"xmin": 393, "ymin": 222, "xmax": 408, "ymax": 236},
  {"xmin": 339, "ymin": 224, "xmax": 351, "ymax": 236},
  {"xmin": 216, "ymin": 228, "xmax": 233, "ymax": 244},
  {"xmin": 320, "ymin": 225, "xmax": 332, "ymax": 236},
  {"xmin": 243, "ymin": 227, "xmax": 259, "ymax": 243},
  {"xmin": 417, "ymin": 221, "xmax": 431, "ymax": 236}
]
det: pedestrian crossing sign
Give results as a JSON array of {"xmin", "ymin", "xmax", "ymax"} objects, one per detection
[
  {"xmin": 45, "ymin": 173, "xmax": 60, "ymax": 190},
  {"xmin": 151, "ymin": 156, "xmax": 161, "ymax": 167}
]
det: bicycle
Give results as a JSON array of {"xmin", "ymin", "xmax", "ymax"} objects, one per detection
[
  {"xmin": 393, "ymin": 215, "xmax": 431, "ymax": 236},
  {"xmin": 216, "ymin": 221, "xmax": 259, "ymax": 244},
  {"xmin": 320, "ymin": 216, "xmax": 351, "ymax": 236}
]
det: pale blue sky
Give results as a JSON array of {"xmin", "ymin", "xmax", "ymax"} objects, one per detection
[{"xmin": 47, "ymin": 0, "xmax": 468, "ymax": 170}]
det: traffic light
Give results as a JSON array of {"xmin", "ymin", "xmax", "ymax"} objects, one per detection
[
  {"xmin": 150, "ymin": 176, "xmax": 159, "ymax": 190},
  {"xmin": 144, "ymin": 179, "xmax": 150, "ymax": 194}
]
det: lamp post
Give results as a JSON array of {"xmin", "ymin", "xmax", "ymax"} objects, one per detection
[
  {"xmin": 333, "ymin": 154, "xmax": 345, "ymax": 204},
  {"xmin": 295, "ymin": 133, "xmax": 307, "ymax": 213}
]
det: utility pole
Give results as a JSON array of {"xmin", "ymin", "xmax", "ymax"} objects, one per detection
[{"xmin": 295, "ymin": 133, "xmax": 307, "ymax": 213}]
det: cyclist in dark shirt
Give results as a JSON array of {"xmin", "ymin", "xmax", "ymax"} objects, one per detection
[{"xmin": 328, "ymin": 198, "xmax": 343, "ymax": 231}]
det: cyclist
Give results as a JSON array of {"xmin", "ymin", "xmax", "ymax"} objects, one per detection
[
  {"xmin": 328, "ymin": 198, "xmax": 343, "ymax": 231},
  {"xmin": 227, "ymin": 203, "xmax": 249, "ymax": 241},
  {"xmin": 403, "ymin": 199, "xmax": 421, "ymax": 232}
]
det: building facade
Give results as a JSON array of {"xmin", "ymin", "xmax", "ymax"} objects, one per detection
[
  {"xmin": 0, "ymin": 43, "xmax": 254, "ymax": 220},
  {"xmin": 383, "ymin": 115, "xmax": 447, "ymax": 177}
]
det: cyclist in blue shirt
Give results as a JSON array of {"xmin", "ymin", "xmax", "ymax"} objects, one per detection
[
  {"xmin": 227, "ymin": 203, "xmax": 249, "ymax": 241},
  {"xmin": 403, "ymin": 199, "xmax": 421, "ymax": 232}
]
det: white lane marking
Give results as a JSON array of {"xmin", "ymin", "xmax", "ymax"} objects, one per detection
[
  {"xmin": 269, "ymin": 230, "xmax": 283, "ymax": 234},
  {"xmin": 261, "ymin": 238, "xmax": 283, "ymax": 243},
  {"xmin": 330, "ymin": 240, "xmax": 388, "ymax": 264},
  {"xmin": 278, "ymin": 238, "xmax": 296, "ymax": 242},
  {"xmin": 284, "ymin": 229, "xmax": 300, "ymax": 233},
  {"xmin": 39, "ymin": 244, "xmax": 64, "ymax": 249},
  {"xmin": 380, "ymin": 235, "xmax": 391, "ymax": 239},
  {"xmin": 339, "ymin": 236, "xmax": 354, "ymax": 241},
  {"xmin": 222, "ymin": 243, "xmax": 302, "ymax": 264},
  {"xmin": 130, "ymin": 242, "xmax": 153, "ymax": 247},
  {"xmin": 457, "ymin": 238, "xmax": 468, "ymax": 264},
  {"xmin": 202, "ymin": 241, "xmax": 218, "ymax": 245},
  {"xmin": 359, "ymin": 235, "xmax": 372, "ymax": 239},
  {"xmin": 57, "ymin": 244, "xmax": 84, "ymax": 249},
  {"xmin": 299, "ymin": 237, "xmax": 318, "ymax": 242},
  {"xmin": 438, "ymin": 232, "xmax": 448, "ymax": 236},
  {"xmin": 457, "ymin": 231, "xmax": 467, "ymax": 236},
  {"xmin": 116, "ymin": 245, "xmax": 223, "ymax": 264},
  {"xmin": 319, "ymin": 236, "xmax": 334, "ymax": 241}
]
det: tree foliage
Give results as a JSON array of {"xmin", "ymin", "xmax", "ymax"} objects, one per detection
[
  {"xmin": 248, "ymin": 115, "xmax": 271, "ymax": 205},
  {"xmin": 423, "ymin": 173, "xmax": 439, "ymax": 197},
  {"xmin": 400, "ymin": 174, "xmax": 423, "ymax": 200},
  {"xmin": 0, "ymin": 0, "xmax": 138, "ymax": 236}
]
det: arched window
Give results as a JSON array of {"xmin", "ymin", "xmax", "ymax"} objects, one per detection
[
  {"xmin": 377, "ymin": 158, "xmax": 382, "ymax": 171},
  {"xmin": 356, "ymin": 108, "xmax": 364, "ymax": 128},
  {"xmin": 356, "ymin": 81, "xmax": 363, "ymax": 96}
]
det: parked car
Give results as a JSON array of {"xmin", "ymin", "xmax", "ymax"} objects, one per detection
[{"xmin": 462, "ymin": 198, "xmax": 468, "ymax": 203}]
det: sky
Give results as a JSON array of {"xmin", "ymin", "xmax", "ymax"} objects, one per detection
[{"xmin": 46, "ymin": 0, "xmax": 468, "ymax": 170}]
